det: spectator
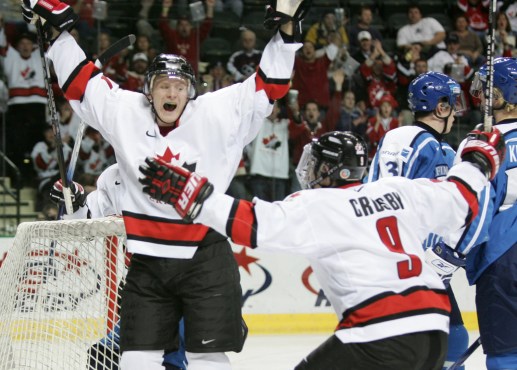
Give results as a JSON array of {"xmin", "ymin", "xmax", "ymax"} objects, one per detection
[
  {"xmin": 494, "ymin": 10, "xmax": 516, "ymax": 57},
  {"xmin": 31, "ymin": 126, "xmax": 72, "ymax": 211},
  {"xmin": 288, "ymin": 100, "xmax": 330, "ymax": 191},
  {"xmin": 247, "ymin": 101, "xmax": 289, "ymax": 201},
  {"xmin": 359, "ymin": 39, "xmax": 398, "ymax": 109},
  {"xmin": 93, "ymin": 31, "xmax": 128, "ymax": 84},
  {"xmin": 200, "ymin": 60, "xmax": 234, "ymax": 93},
  {"xmin": 304, "ymin": 10, "xmax": 349, "ymax": 51},
  {"xmin": 56, "ymin": 96, "xmax": 82, "ymax": 147},
  {"xmin": 427, "ymin": 33, "xmax": 474, "ymax": 82},
  {"xmin": 396, "ymin": 51, "xmax": 429, "ymax": 111},
  {"xmin": 121, "ymin": 52, "xmax": 149, "ymax": 92},
  {"xmin": 129, "ymin": 34, "xmax": 157, "ymax": 64},
  {"xmin": 325, "ymin": 31, "xmax": 360, "ymax": 93},
  {"xmin": 396, "ymin": 4, "xmax": 446, "ymax": 53},
  {"xmin": 501, "ymin": 0, "xmax": 517, "ymax": 35},
  {"xmin": 346, "ymin": 5, "xmax": 383, "ymax": 55},
  {"xmin": 227, "ymin": 28, "xmax": 262, "ymax": 83},
  {"xmin": 335, "ymin": 90, "xmax": 368, "ymax": 140},
  {"xmin": 453, "ymin": 14, "xmax": 485, "ymax": 67},
  {"xmin": 366, "ymin": 93, "xmax": 399, "ymax": 161},
  {"xmin": 458, "ymin": 0, "xmax": 489, "ymax": 36},
  {"xmin": 292, "ymin": 40, "xmax": 338, "ymax": 111},
  {"xmin": 0, "ymin": 29, "xmax": 47, "ymax": 184},
  {"xmin": 158, "ymin": 0, "xmax": 215, "ymax": 74},
  {"xmin": 351, "ymin": 30, "xmax": 375, "ymax": 65}
]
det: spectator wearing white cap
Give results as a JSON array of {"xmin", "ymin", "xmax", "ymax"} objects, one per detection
[{"xmin": 351, "ymin": 30, "xmax": 374, "ymax": 64}]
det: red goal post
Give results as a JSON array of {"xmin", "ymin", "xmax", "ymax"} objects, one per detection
[{"xmin": 0, "ymin": 216, "xmax": 127, "ymax": 369}]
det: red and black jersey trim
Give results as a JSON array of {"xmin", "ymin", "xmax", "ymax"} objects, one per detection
[
  {"xmin": 447, "ymin": 176, "xmax": 479, "ymax": 226},
  {"xmin": 226, "ymin": 199, "xmax": 258, "ymax": 248},
  {"xmin": 62, "ymin": 59, "xmax": 101, "ymax": 102},
  {"xmin": 255, "ymin": 67, "xmax": 290, "ymax": 101},
  {"xmin": 337, "ymin": 286, "xmax": 450, "ymax": 330},
  {"xmin": 122, "ymin": 211, "xmax": 209, "ymax": 246}
]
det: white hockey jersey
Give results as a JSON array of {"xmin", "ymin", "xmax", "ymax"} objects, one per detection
[
  {"xmin": 197, "ymin": 162, "xmax": 488, "ymax": 343},
  {"xmin": 47, "ymin": 31, "xmax": 300, "ymax": 258},
  {"xmin": 0, "ymin": 29, "xmax": 47, "ymax": 105}
]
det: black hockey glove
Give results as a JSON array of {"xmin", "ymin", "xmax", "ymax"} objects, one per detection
[
  {"xmin": 139, "ymin": 157, "xmax": 214, "ymax": 223},
  {"xmin": 23, "ymin": 0, "xmax": 78, "ymax": 33},
  {"xmin": 49, "ymin": 179, "xmax": 86, "ymax": 212},
  {"xmin": 264, "ymin": 0, "xmax": 312, "ymax": 41},
  {"xmin": 461, "ymin": 127, "xmax": 505, "ymax": 181}
]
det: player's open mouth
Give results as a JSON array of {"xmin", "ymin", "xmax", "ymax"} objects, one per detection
[{"xmin": 163, "ymin": 103, "xmax": 177, "ymax": 111}]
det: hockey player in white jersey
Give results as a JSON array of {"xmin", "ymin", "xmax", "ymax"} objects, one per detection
[
  {"xmin": 457, "ymin": 57, "xmax": 517, "ymax": 370},
  {"xmin": 23, "ymin": 0, "xmax": 309, "ymax": 368},
  {"xmin": 365, "ymin": 71, "xmax": 471, "ymax": 369},
  {"xmin": 138, "ymin": 130, "xmax": 505, "ymax": 369}
]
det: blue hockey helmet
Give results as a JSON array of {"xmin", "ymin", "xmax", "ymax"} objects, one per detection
[
  {"xmin": 144, "ymin": 54, "xmax": 196, "ymax": 98},
  {"xmin": 296, "ymin": 131, "xmax": 368, "ymax": 189},
  {"xmin": 408, "ymin": 71, "xmax": 466, "ymax": 113},
  {"xmin": 470, "ymin": 57, "xmax": 517, "ymax": 104}
]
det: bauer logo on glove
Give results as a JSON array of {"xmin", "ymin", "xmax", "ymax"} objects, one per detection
[{"xmin": 139, "ymin": 157, "xmax": 214, "ymax": 223}]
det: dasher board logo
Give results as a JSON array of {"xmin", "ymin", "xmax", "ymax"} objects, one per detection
[{"xmin": 234, "ymin": 246, "xmax": 272, "ymax": 305}]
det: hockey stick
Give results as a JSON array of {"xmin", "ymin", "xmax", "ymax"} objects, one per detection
[
  {"xmin": 65, "ymin": 34, "xmax": 136, "ymax": 184},
  {"xmin": 447, "ymin": 336, "xmax": 482, "ymax": 370},
  {"xmin": 483, "ymin": 0, "xmax": 498, "ymax": 132},
  {"xmin": 35, "ymin": 19, "xmax": 74, "ymax": 215}
]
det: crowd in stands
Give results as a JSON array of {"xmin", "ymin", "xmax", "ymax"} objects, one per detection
[{"xmin": 0, "ymin": 0, "xmax": 517, "ymax": 214}]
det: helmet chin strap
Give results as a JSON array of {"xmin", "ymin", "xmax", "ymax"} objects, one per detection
[{"xmin": 433, "ymin": 105, "xmax": 454, "ymax": 135}]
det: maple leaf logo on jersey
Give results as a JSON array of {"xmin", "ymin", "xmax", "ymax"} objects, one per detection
[
  {"xmin": 157, "ymin": 147, "xmax": 180, "ymax": 162},
  {"xmin": 262, "ymin": 134, "xmax": 281, "ymax": 150}
]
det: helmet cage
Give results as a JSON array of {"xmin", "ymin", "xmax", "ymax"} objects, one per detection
[
  {"xmin": 144, "ymin": 54, "xmax": 196, "ymax": 98},
  {"xmin": 295, "ymin": 132, "xmax": 368, "ymax": 189}
]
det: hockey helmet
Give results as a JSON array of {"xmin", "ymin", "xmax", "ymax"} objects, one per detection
[
  {"xmin": 408, "ymin": 71, "xmax": 466, "ymax": 113},
  {"xmin": 296, "ymin": 131, "xmax": 368, "ymax": 189},
  {"xmin": 470, "ymin": 57, "xmax": 517, "ymax": 104},
  {"xmin": 144, "ymin": 54, "xmax": 196, "ymax": 98}
]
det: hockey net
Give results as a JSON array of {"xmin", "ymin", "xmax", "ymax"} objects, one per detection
[{"xmin": 0, "ymin": 216, "xmax": 127, "ymax": 370}]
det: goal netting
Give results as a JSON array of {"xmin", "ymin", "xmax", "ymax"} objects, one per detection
[{"xmin": 0, "ymin": 216, "xmax": 127, "ymax": 370}]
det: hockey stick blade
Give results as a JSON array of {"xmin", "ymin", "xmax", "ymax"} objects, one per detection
[
  {"xmin": 95, "ymin": 34, "xmax": 136, "ymax": 68},
  {"xmin": 447, "ymin": 336, "xmax": 481, "ymax": 370}
]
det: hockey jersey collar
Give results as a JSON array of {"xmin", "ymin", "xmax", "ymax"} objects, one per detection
[{"xmin": 413, "ymin": 121, "xmax": 443, "ymax": 141}]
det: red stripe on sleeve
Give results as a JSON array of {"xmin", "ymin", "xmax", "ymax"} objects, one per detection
[
  {"xmin": 448, "ymin": 179, "xmax": 479, "ymax": 223},
  {"xmin": 229, "ymin": 200, "xmax": 257, "ymax": 247},
  {"xmin": 255, "ymin": 68, "xmax": 290, "ymax": 101},
  {"xmin": 64, "ymin": 62, "xmax": 100, "ymax": 101}
]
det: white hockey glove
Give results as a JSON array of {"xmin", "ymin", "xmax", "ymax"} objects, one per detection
[
  {"xmin": 425, "ymin": 242, "xmax": 465, "ymax": 286},
  {"xmin": 49, "ymin": 179, "xmax": 86, "ymax": 213}
]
